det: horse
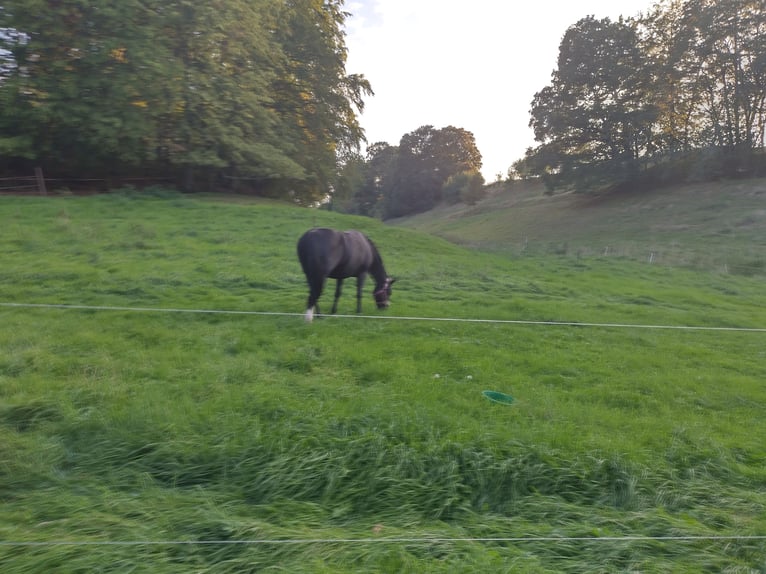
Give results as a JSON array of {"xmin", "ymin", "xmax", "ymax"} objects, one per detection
[{"xmin": 297, "ymin": 228, "xmax": 395, "ymax": 322}]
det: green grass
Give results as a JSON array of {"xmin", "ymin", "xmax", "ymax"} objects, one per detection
[
  {"xmin": 1, "ymin": 190, "xmax": 765, "ymax": 572},
  {"xmin": 393, "ymin": 178, "xmax": 766, "ymax": 277}
]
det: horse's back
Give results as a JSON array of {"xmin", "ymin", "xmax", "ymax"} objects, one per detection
[
  {"xmin": 297, "ymin": 228, "xmax": 373, "ymax": 279},
  {"xmin": 298, "ymin": 227, "xmax": 337, "ymax": 256},
  {"xmin": 297, "ymin": 228, "xmax": 342, "ymax": 273}
]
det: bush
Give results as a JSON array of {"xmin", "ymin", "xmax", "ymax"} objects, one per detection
[{"xmin": 442, "ymin": 171, "xmax": 486, "ymax": 205}]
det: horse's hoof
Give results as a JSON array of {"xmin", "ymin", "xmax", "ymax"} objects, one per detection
[{"xmin": 305, "ymin": 308, "xmax": 315, "ymax": 322}]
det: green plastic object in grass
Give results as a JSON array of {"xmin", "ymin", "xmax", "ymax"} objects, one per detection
[{"xmin": 482, "ymin": 390, "xmax": 515, "ymax": 405}]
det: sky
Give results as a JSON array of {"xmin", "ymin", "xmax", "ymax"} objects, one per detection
[{"xmin": 344, "ymin": 0, "xmax": 653, "ymax": 181}]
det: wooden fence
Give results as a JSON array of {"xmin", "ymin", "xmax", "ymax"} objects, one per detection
[
  {"xmin": 0, "ymin": 169, "xmax": 176, "ymax": 194},
  {"xmin": 0, "ymin": 167, "xmax": 47, "ymax": 194}
]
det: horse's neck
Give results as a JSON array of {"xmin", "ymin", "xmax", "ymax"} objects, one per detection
[{"xmin": 369, "ymin": 250, "xmax": 388, "ymax": 287}]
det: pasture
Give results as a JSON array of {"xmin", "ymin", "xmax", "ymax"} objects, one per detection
[
  {"xmin": 1, "ymin": 190, "xmax": 765, "ymax": 572},
  {"xmin": 394, "ymin": 178, "xmax": 766, "ymax": 277}
]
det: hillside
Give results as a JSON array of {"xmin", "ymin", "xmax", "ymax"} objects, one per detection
[{"xmin": 391, "ymin": 178, "xmax": 766, "ymax": 276}]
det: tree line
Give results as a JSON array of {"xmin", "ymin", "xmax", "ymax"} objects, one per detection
[
  {"xmin": 2, "ymin": 0, "xmax": 764, "ymax": 212},
  {"xmin": 0, "ymin": 0, "xmax": 370, "ymax": 204},
  {"xmin": 325, "ymin": 0, "xmax": 766, "ymax": 218},
  {"xmin": 515, "ymin": 0, "xmax": 766, "ymax": 193}
]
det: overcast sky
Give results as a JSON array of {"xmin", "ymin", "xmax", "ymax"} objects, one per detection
[{"xmin": 344, "ymin": 1, "xmax": 653, "ymax": 180}]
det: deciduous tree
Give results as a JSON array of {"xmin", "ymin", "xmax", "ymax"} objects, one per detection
[
  {"xmin": 270, "ymin": 0, "xmax": 372, "ymax": 204},
  {"xmin": 382, "ymin": 125, "xmax": 483, "ymax": 218},
  {"xmin": 0, "ymin": 0, "xmax": 371, "ymax": 199},
  {"xmin": 527, "ymin": 16, "xmax": 655, "ymax": 192},
  {"xmin": 522, "ymin": 1, "xmax": 766, "ymax": 191}
]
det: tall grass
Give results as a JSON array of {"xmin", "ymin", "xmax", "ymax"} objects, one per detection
[{"xmin": 1, "ymin": 190, "xmax": 765, "ymax": 572}]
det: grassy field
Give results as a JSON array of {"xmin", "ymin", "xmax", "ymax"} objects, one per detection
[
  {"xmin": 1, "ymin": 189, "xmax": 765, "ymax": 572},
  {"xmin": 393, "ymin": 178, "xmax": 766, "ymax": 277}
]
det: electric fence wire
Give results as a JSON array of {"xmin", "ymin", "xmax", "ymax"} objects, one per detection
[{"xmin": 2, "ymin": 302, "xmax": 766, "ymax": 332}]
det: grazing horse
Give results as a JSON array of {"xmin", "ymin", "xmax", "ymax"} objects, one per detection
[{"xmin": 297, "ymin": 228, "xmax": 395, "ymax": 322}]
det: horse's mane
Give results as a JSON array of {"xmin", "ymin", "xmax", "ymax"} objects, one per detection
[
  {"xmin": 366, "ymin": 236, "xmax": 381, "ymax": 262},
  {"xmin": 364, "ymin": 236, "xmax": 387, "ymax": 284}
]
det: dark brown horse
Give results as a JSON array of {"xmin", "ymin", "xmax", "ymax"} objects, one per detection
[{"xmin": 297, "ymin": 228, "xmax": 395, "ymax": 321}]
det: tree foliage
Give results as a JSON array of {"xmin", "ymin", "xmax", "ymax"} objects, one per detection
[
  {"xmin": 353, "ymin": 141, "xmax": 398, "ymax": 217},
  {"xmin": 330, "ymin": 125, "xmax": 484, "ymax": 219},
  {"xmin": 519, "ymin": 0, "xmax": 766, "ymax": 193},
  {"xmin": 380, "ymin": 125, "xmax": 483, "ymax": 218},
  {"xmin": 0, "ymin": 0, "xmax": 370, "ymax": 202},
  {"xmin": 443, "ymin": 171, "xmax": 486, "ymax": 205},
  {"xmin": 525, "ymin": 16, "xmax": 656, "ymax": 191}
]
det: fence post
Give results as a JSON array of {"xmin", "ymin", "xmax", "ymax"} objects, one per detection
[{"xmin": 34, "ymin": 167, "xmax": 47, "ymax": 195}]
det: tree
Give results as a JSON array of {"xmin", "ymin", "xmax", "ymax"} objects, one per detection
[
  {"xmin": 352, "ymin": 141, "xmax": 398, "ymax": 216},
  {"xmin": 681, "ymin": 0, "xmax": 766, "ymax": 152},
  {"xmin": 637, "ymin": 0, "xmax": 766, "ymax": 179},
  {"xmin": 0, "ymin": 1, "xmax": 169, "ymax": 175},
  {"xmin": 0, "ymin": 25, "xmax": 23, "ymax": 80},
  {"xmin": 154, "ymin": 0, "xmax": 312, "ymax": 191},
  {"xmin": 641, "ymin": 0, "xmax": 701, "ymax": 154},
  {"xmin": 381, "ymin": 125, "xmax": 483, "ymax": 218},
  {"xmin": 433, "ymin": 125, "xmax": 483, "ymax": 175},
  {"xmin": 442, "ymin": 170, "xmax": 486, "ymax": 205},
  {"xmin": 383, "ymin": 125, "xmax": 444, "ymax": 217},
  {"xmin": 0, "ymin": 0, "xmax": 372, "ymax": 198},
  {"xmin": 331, "ymin": 151, "xmax": 366, "ymax": 212},
  {"xmin": 270, "ymin": 0, "xmax": 373, "ymax": 204},
  {"xmin": 526, "ymin": 16, "xmax": 656, "ymax": 192}
]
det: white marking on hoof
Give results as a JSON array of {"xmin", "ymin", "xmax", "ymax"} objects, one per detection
[{"xmin": 305, "ymin": 307, "xmax": 315, "ymax": 322}]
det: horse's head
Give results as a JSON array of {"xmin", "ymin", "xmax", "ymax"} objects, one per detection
[{"xmin": 373, "ymin": 277, "xmax": 396, "ymax": 309}]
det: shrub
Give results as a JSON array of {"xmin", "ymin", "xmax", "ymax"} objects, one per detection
[{"xmin": 442, "ymin": 171, "xmax": 486, "ymax": 205}]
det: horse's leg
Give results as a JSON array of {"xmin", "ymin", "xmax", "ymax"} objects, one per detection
[
  {"xmin": 331, "ymin": 278, "xmax": 343, "ymax": 314},
  {"xmin": 306, "ymin": 296, "xmax": 322, "ymax": 322},
  {"xmin": 305, "ymin": 277, "xmax": 325, "ymax": 322},
  {"xmin": 305, "ymin": 295, "xmax": 315, "ymax": 322}
]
